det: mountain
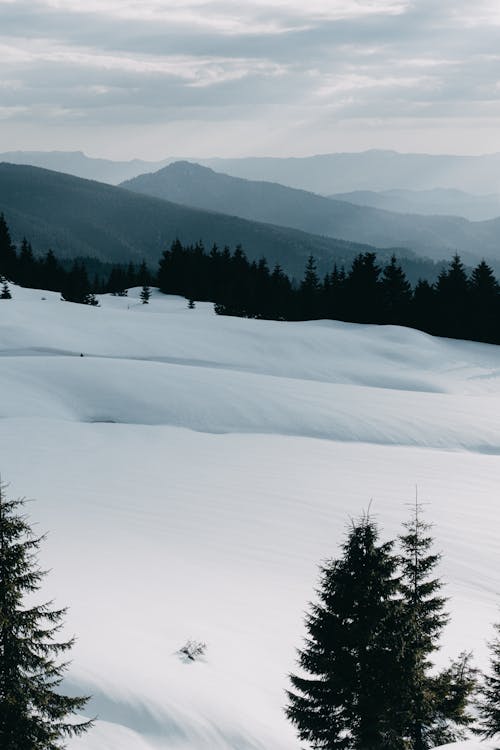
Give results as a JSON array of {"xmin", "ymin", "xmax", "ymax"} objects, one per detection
[
  {"xmin": 0, "ymin": 150, "xmax": 168, "ymax": 185},
  {"xmin": 8, "ymin": 149, "xmax": 500, "ymax": 197},
  {"xmin": 0, "ymin": 162, "xmax": 405, "ymax": 278},
  {"xmin": 198, "ymin": 150, "xmax": 500, "ymax": 195},
  {"xmin": 330, "ymin": 188, "xmax": 500, "ymax": 222},
  {"xmin": 1, "ymin": 285, "xmax": 498, "ymax": 750},
  {"xmin": 122, "ymin": 161, "xmax": 500, "ymax": 265}
]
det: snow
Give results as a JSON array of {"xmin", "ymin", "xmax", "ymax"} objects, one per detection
[{"xmin": 0, "ymin": 285, "xmax": 498, "ymax": 750}]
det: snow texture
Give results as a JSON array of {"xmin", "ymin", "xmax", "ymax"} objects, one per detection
[{"xmin": 0, "ymin": 285, "xmax": 498, "ymax": 750}]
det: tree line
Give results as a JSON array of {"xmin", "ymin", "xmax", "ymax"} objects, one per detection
[
  {"xmin": 0, "ymin": 213, "xmax": 153, "ymax": 305},
  {"xmin": 157, "ymin": 240, "xmax": 500, "ymax": 344},
  {"xmin": 2, "ymin": 211, "xmax": 500, "ymax": 345}
]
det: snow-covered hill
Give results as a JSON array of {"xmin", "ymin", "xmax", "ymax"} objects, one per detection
[{"xmin": 0, "ymin": 286, "xmax": 498, "ymax": 750}]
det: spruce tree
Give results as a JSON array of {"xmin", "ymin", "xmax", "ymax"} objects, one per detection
[
  {"xmin": 476, "ymin": 620, "xmax": 500, "ymax": 742},
  {"xmin": 140, "ymin": 285, "xmax": 151, "ymax": 304},
  {"xmin": 380, "ymin": 255, "xmax": 412, "ymax": 325},
  {"xmin": 0, "ymin": 481, "xmax": 92, "ymax": 748},
  {"xmin": 0, "ymin": 214, "xmax": 17, "ymax": 281},
  {"xmin": 398, "ymin": 502, "xmax": 448, "ymax": 749},
  {"xmin": 399, "ymin": 502, "xmax": 476, "ymax": 748},
  {"xmin": 1, "ymin": 278, "xmax": 12, "ymax": 299},
  {"xmin": 287, "ymin": 515, "xmax": 405, "ymax": 750},
  {"xmin": 299, "ymin": 255, "xmax": 321, "ymax": 320}
]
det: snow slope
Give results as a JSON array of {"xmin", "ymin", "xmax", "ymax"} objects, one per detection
[{"xmin": 0, "ymin": 286, "xmax": 498, "ymax": 750}]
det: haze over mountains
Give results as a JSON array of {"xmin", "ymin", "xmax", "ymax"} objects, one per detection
[
  {"xmin": 330, "ymin": 189, "xmax": 500, "ymax": 223},
  {"xmin": 5, "ymin": 149, "xmax": 500, "ymax": 197},
  {"xmin": 123, "ymin": 161, "xmax": 500, "ymax": 266},
  {"xmin": 0, "ymin": 150, "xmax": 168, "ymax": 186},
  {"xmin": 0, "ymin": 163, "xmax": 394, "ymax": 278}
]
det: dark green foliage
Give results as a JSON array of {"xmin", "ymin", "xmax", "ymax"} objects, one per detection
[
  {"xmin": 1, "ymin": 278, "xmax": 12, "ymax": 299},
  {"xmin": 476, "ymin": 621, "xmax": 500, "ymax": 741},
  {"xmin": 299, "ymin": 255, "xmax": 321, "ymax": 319},
  {"xmin": 0, "ymin": 213, "xmax": 17, "ymax": 281},
  {"xmin": 345, "ymin": 252, "xmax": 382, "ymax": 323},
  {"xmin": 435, "ymin": 254, "xmax": 470, "ymax": 338},
  {"xmin": 398, "ymin": 503, "xmax": 475, "ymax": 748},
  {"xmin": 287, "ymin": 510, "xmax": 477, "ymax": 750},
  {"xmin": 61, "ymin": 261, "xmax": 97, "ymax": 305},
  {"xmin": 0, "ymin": 481, "xmax": 92, "ymax": 749},
  {"xmin": 140, "ymin": 285, "xmax": 151, "ymax": 304},
  {"xmin": 287, "ymin": 516, "xmax": 405, "ymax": 750},
  {"xmin": 381, "ymin": 255, "xmax": 412, "ymax": 325}
]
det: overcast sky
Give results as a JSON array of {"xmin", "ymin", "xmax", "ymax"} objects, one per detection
[{"xmin": 1, "ymin": 0, "xmax": 500, "ymax": 159}]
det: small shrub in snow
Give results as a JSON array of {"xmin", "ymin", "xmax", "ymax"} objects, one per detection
[{"xmin": 178, "ymin": 640, "xmax": 207, "ymax": 662}]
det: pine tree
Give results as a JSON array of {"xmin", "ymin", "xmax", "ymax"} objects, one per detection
[
  {"xmin": 0, "ymin": 481, "xmax": 92, "ymax": 748},
  {"xmin": 380, "ymin": 255, "xmax": 412, "ymax": 325},
  {"xmin": 1, "ymin": 278, "xmax": 12, "ymax": 299},
  {"xmin": 476, "ymin": 620, "xmax": 500, "ymax": 741},
  {"xmin": 287, "ymin": 515, "xmax": 405, "ymax": 750},
  {"xmin": 399, "ymin": 501, "xmax": 476, "ymax": 749},
  {"xmin": 435, "ymin": 254, "xmax": 470, "ymax": 339},
  {"xmin": 346, "ymin": 252, "xmax": 382, "ymax": 323},
  {"xmin": 299, "ymin": 255, "xmax": 320, "ymax": 320},
  {"xmin": 398, "ymin": 501, "xmax": 449, "ymax": 749},
  {"xmin": 187, "ymin": 297, "xmax": 195, "ymax": 309},
  {"xmin": 0, "ymin": 214, "xmax": 17, "ymax": 281},
  {"xmin": 140, "ymin": 285, "xmax": 151, "ymax": 304},
  {"xmin": 469, "ymin": 261, "xmax": 500, "ymax": 343}
]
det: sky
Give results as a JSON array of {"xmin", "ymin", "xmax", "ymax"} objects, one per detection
[{"xmin": 1, "ymin": 0, "xmax": 500, "ymax": 159}]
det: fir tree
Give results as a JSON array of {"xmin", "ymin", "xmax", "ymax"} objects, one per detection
[
  {"xmin": 399, "ymin": 502, "xmax": 476, "ymax": 749},
  {"xmin": 0, "ymin": 214, "xmax": 17, "ymax": 281},
  {"xmin": 398, "ymin": 501, "xmax": 449, "ymax": 749},
  {"xmin": 187, "ymin": 297, "xmax": 195, "ymax": 309},
  {"xmin": 476, "ymin": 620, "xmax": 500, "ymax": 742},
  {"xmin": 380, "ymin": 255, "xmax": 412, "ymax": 325},
  {"xmin": 1, "ymin": 278, "xmax": 12, "ymax": 299},
  {"xmin": 299, "ymin": 255, "xmax": 320, "ymax": 319},
  {"xmin": 287, "ymin": 515, "xmax": 405, "ymax": 750},
  {"xmin": 0, "ymin": 481, "xmax": 93, "ymax": 749},
  {"xmin": 140, "ymin": 285, "xmax": 151, "ymax": 304},
  {"xmin": 346, "ymin": 252, "xmax": 382, "ymax": 323}
]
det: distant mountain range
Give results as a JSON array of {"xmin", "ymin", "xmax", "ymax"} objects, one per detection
[
  {"xmin": 200, "ymin": 151, "xmax": 500, "ymax": 195},
  {"xmin": 0, "ymin": 150, "xmax": 168, "ymax": 185},
  {"xmin": 0, "ymin": 163, "xmax": 411, "ymax": 279},
  {"xmin": 330, "ymin": 188, "xmax": 500, "ymax": 222},
  {"xmin": 5, "ymin": 149, "xmax": 500, "ymax": 197},
  {"xmin": 122, "ymin": 161, "xmax": 500, "ymax": 265}
]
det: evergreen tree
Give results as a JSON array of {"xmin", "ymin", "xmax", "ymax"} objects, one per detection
[
  {"xmin": 346, "ymin": 252, "xmax": 382, "ymax": 323},
  {"xmin": 469, "ymin": 261, "xmax": 500, "ymax": 343},
  {"xmin": 17, "ymin": 238, "xmax": 36, "ymax": 288},
  {"xmin": 1, "ymin": 278, "xmax": 12, "ymax": 299},
  {"xmin": 61, "ymin": 261, "xmax": 93, "ymax": 305},
  {"xmin": 476, "ymin": 620, "xmax": 500, "ymax": 741},
  {"xmin": 0, "ymin": 481, "xmax": 92, "ymax": 748},
  {"xmin": 435, "ymin": 254, "xmax": 470, "ymax": 339},
  {"xmin": 140, "ymin": 285, "xmax": 151, "ymax": 304},
  {"xmin": 412, "ymin": 279, "xmax": 436, "ymax": 335},
  {"xmin": 380, "ymin": 255, "xmax": 412, "ymax": 325},
  {"xmin": 287, "ymin": 515, "xmax": 405, "ymax": 750},
  {"xmin": 299, "ymin": 255, "xmax": 320, "ymax": 320},
  {"xmin": 398, "ymin": 502, "xmax": 448, "ymax": 749},
  {"xmin": 398, "ymin": 502, "xmax": 476, "ymax": 748},
  {"xmin": 0, "ymin": 214, "xmax": 17, "ymax": 281}
]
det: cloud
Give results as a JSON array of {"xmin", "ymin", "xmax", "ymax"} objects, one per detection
[{"xmin": 1, "ymin": 0, "xmax": 500, "ymax": 156}]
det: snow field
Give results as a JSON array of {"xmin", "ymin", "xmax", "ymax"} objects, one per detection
[{"xmin": 0, "ymin": 285, "xmax": 498, "ymax": 749}]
